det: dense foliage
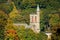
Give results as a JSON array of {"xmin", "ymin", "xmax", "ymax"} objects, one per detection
[
  {"xmin": 0, "ymin": 0, "xmax": 60, "ymax": 40},
  {"xmin": 0, "ymin": 10, "xmax": 8, "ymax": 40},
  {"xmin": 5, "ymin": 20, "xmax": 47, "ymax": 40},
  {"xmin": 0, "ymin": 2, "xmax": 13, "ymax": 14},
  {"xmin": 0, "ymin": 0, "xmax": 7, "ymax": 3}
]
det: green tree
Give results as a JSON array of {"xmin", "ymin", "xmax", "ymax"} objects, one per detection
[
  {"xmin": 14, "ymin": 25, "xmax": 47, "ymax": 40},
  {"xmin": 13, "ymin": 0, "xmax": 36, "ymax": 9},
  {"xmin": 0, "ymin": 10, "xmax": 8, "ymax": 40},
  {"xmin": 0, "ymin": 0, "xmax": 7, "ymax": 3},
  {"xmin": 0, "ymin": 2, "xmax": 13, "ymax": 14}
]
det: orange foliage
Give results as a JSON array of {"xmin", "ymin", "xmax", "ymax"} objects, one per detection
[{"xmin": 5, "ymin": 29, "xmax": 17, "ymax": 37}]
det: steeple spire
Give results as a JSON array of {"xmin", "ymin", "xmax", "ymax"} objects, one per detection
[
  {"xmin": 37, "ymin": 4, "xmax": 40, "ymax": 12},
  {"xmin": 37, "ymin": 4, "xmax": 40, "ymax": 15}
]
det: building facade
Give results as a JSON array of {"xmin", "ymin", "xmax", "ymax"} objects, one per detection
[{"xmin": 30, "ymin": 5, "xmax": 40, "ymax": 33}]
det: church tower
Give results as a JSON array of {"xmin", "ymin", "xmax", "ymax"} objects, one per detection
[{"xmin": 30, "ymin": 5, "xmax": 40, "ymax": 33}]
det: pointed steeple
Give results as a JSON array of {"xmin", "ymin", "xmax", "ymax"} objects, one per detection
[
  {"xmin": 37, "ymin": 4, "xmax": 40, "ymax": 15},
  {"xmin": 37, "ymin": 4, "xmax": 40, "ymax": 12}
]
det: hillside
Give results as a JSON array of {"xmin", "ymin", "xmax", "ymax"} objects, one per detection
[{"xmin": 0, "ymin": 0, "xmax": 60, "ymax": 40}]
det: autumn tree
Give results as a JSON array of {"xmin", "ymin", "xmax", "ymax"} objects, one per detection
[
  {"xmin": 0, "ymin": 10, "xmax": 8, "ymax": 40},
  {"xmin": 0, "ymin": 1, "xmax": 13, "ymax": 14}
]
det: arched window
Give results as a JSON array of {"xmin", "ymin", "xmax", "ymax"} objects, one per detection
[{"xmin": 32, "ymin": 16, "xmax": 34, "ymax": 22}]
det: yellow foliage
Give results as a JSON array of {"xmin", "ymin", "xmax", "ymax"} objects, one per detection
[
  {"xmin": 9, "ymin": 2, "xmax": 19, "ymax": 18},
  {"xmin": 5, "ymin": 19, "xmax": 16, "ymax": 30},
  {"xmin": 5, "ymin": 29, "xmax": 17, "ymax": 37},
  {"xmin": 0, "ymin": 10, "xmax": 8, "ymax": 26},
  {"xmin": 49, "ymin": 14, "xmax": 59, "ymax": 26}
]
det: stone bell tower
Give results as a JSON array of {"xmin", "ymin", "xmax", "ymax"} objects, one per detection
[{"xmin": 30, "ymin": 5, "xmax": 40, "ymax": 33}]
